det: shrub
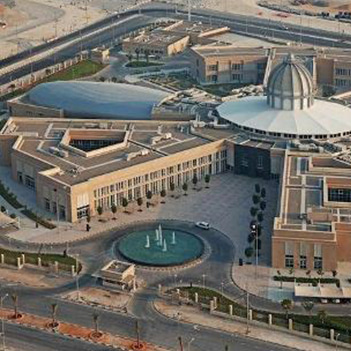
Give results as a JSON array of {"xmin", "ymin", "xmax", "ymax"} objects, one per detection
[
  {"xmin": 245, "ymin": 247, "xmax": 254, "ymax": 258},
  {"xmin": 252, "ymin": 194, "xmax": 260, "ymax": 205}
]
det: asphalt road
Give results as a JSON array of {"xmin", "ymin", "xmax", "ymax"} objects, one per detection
[
  {"xmin": 0, "ymin": 221, "xmax": 300, "ymax": 351},
  {"xmin": 2, "ymin": 2, "xmax": 351, "ymax": 85},
  {"xmin": 3, "ymin": 323, "xmax": 118, "ymax": 351}
]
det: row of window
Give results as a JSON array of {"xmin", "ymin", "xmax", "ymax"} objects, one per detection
[
  {"xmin": 206, "ymin": 62, "xmax": 264, "ymax": 72},
  {"xmin": 94, "ymin": 160, "xmax": 226, "ymax": 210},
  {"xmin": 44, "ymin": 198, "xmax": 66, "ymax": 220},
  {"xmin": 285, "ymin": 255, "xmax": 322, "ymax": 270},
  {"xmin": 93, "ymin": 153, "xmax": 226, "ymax": 200},
  {"xmin": 231, "ymin": 122, "xmax": 348, "ymax": 139},
  {"xmin": 335, "ymin": 78, "xmax": 351, "ymax": 87},
  {"xmin": 335, "ymin": 68, "xmax": 351, "ymax": 76},
  {"xmin": 18, "ymin": 172, "xmax": 35, "ymax": 190}
]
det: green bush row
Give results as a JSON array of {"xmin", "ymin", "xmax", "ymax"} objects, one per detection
[
  {"xmin": 273, "ymin": 276, "xmax": 339, "ymax": 284},
  {"xmin": 0, "ymin": 180, "xmax": 22, "ymax": 209}
]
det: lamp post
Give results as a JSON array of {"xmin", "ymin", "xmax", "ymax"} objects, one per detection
[{"xmin": 0, "ymin": 294, "xmax": 9, "ymax": 351}]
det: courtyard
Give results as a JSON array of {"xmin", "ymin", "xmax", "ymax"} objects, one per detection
[{"xmin": 1, "ymin": 172, "xmax": 278, "ymax": 266}]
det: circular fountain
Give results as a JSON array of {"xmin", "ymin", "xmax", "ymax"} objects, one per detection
[{"xmin": 117, "ymin": 224, "xmax": 204, "ymax": 267}]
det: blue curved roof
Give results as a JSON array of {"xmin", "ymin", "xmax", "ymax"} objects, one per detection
[{"xmin": 27, "ymin": 81, "xmax": 170, "ymax": 120}]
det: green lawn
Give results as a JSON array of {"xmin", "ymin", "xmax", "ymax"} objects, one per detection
[
  {"xmin": 0, "ymin": 60, "xmax": 105, "ymax": 102},
  {"xmin": 43, "ymin": 60, "xmax": 105, "ymax": 82},
  {"xmin": 126, "ymin": 60, "xmax": 163, "ymax": 68},
  {"xmin": 0, "ymin": 247, "xmax": 81, "ymax": 272}
]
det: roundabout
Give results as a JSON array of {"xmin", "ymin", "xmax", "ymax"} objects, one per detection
[{"xmin": 117, "ymin": 224, "xmax": 204, "ymax": 267}]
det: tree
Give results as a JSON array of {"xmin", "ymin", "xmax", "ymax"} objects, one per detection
[
  {"xmin": 332, "ymin": 270, "xmax": 338, "ymax": 278},
  {"xmin": 247, "ymin": 233, "xmax": 255, "ymax": 243},
  {"xmin": 306, "ymin": 270, "xmax": 312, "ymax": 279},
  {"xmin": 170, "ymin": 182, "xmax": 175, "ymax": 197},
  {"xmin": 93, "ymin": 311, "xmax": 100, "ymax": 336},
  {"xmin": 192, "ymin": 174, "xmax": 198, "ymax": 190},
  {"xmin": 111, "ymin": 77, "xmax": 117, "ymax": 83},
  {"xmin": 316, "ymin": 269, "xmax": 324, "ymax": 283},
  {"xmin": 281, "ymin": 299, "xmax": 293, "ymax": 319},
  {"xmin": 277, "ymin": 270, "xmax": 283, "ymax": 289},
  {"xmin": 99, "ymin": 76, "xmax": 105, "ymax": 82},
  {"xmin": 244, "ymin": 247, "xmax": 253, "ymax": 259},
  {"xmin": 144, "ymin": 48, "xmax": 150, "ymax": 63},
  {"xmin": 122, "ymin": 198, "xmax": 128, "ymax": 212},
  {"xmin": 127, "ymin": 53, "xmax": 133, "ymax": 62},
  {"xmin": 137, "ymin": 197, "xmax": 143, "ymax": 211},
  {"xmin": 317, "ymin": 309, "xmax": 327, "ymax": 324},
  {"xmin": 252, "ymin": 194, "xmax": 260, "ymax": 205},
  {"xmin": 11, "ymin": 293, "xmax": 19, "ymax": 319},
  {"xmin": 51, "ymin": 303, "xmax": 58, "ymax": 327},
  {"xmin": 302, "ymin": 301, "xmax": 314, "ymax": 321},
  {"xmin": 255, "ymin": 184, "xmax": 260, "ymax": 193},
  {"xmin": 182, "ymin": 183, "xmax": 188, "ymax": 196},
  {"xmin": 45, "ymin": 68, "xmax": 51, "ymax": 76},
  {"xmin": 111, "ymin": 204, "xmax": 117, "ymax": 219},
  {"xmin": 160, "ymin": 189, "xmax": 166, "ymax": 203},
  {"xmin": 250, "ymin": 207, "xmax": 258, "ymax": 217},
  {"xmin": 204, "ymin": 174, "xmax": 211, "ymax": 188},
  {"xmin": 261, "ymin": 187, "xmax": 266, "ymax": 198},
  {"xmin": 260, "ymin": 200, "xmax": 266, "ymax": 211},
  {"xmin": 146, "ymin": 190, "xmax": 153, "ymax": 207},
  {"xmin": 257, "ymin": 211, "xmax": 264, "ymax": 223},
  {"xmin": 135, "ymin": 48, "xmax": 140, "ymax": 61},
  {"xmin": 97, "ymin": 205, "xmax": 103, "ymax": 216}
]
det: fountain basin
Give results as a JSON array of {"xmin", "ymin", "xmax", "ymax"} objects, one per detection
[{"xmin": 117, "ymin": 228, "xmax": 204, "ymax": 267}]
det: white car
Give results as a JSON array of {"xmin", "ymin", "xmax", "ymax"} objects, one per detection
[{"xmin": 195, "ymin": 222, "xmax": 210, "ymax": 230}]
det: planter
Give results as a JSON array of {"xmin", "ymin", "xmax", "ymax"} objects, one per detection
[
  {"xmin": 90, "ymin": 331, "xmax": 103, "ymax": 340},
  {"xmin": 130, "ymin": 342, "xmax": 146, "ymax": 351}
]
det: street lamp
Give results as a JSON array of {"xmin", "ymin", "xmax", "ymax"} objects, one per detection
[
  {"xmin": 0, "ymin": 294, "xmax": 9, "ymax": 351},
  {"xmin": 187, "ymin": 337, "xmax": 195, "ymax": 351}
]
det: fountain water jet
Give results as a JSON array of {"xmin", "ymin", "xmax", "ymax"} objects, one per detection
[
  {"xmin": 145, "ymin": 235, "xmax": 150, "ymax": 248},
  {"xmin": 162, "ymin": 238, "xmax": 167, "ymax": 252},
  {"xmin": 171, "ymin": 231, "xmax": 176, "ymax": 245}
]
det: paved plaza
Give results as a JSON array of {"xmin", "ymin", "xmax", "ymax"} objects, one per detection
[{"xmin": 0, "ymin": 172, "xmax": 278, "ymax": 265}]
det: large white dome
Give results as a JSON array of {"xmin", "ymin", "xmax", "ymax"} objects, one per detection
[{"xmin": 266, "ymin": 54, "xmax": 314, "ymax": 111}]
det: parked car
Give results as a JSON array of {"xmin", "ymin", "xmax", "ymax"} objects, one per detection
[{"xmin": 195, "ymin": 221, "xmax": 210, "ymax": 230}]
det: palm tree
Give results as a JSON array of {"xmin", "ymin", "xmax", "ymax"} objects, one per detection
[
  {"xmin": 137, "ymin": 197, "xmax": 143, "ymax": 211},
  {"xmin": 261, "ymin": 187, "xmax": 266, "ymax": 198},
  {"xmin": 204, "ymin": 174, "xmax": 211, "ymax": 188},
  {"xmin": 302, "ymin": 301, "xmax": 314, "ymax": 321},
  {"xmin": 192, "ymin": 174, "xmax": 198, "ymax": 190},
  {"xmin": 160, "ymin": 189, "xmax": 166, "ymax": 204},
  {"xmin": 260, "ymin": 200, "xmax": 266, "ymax": 211},
  {"xmin": 281, "ymin": 299, "xmax": 293, "ymax": 320},
  {"xmin": 11, "ymin": 293, "xmax": 19, "ymax": 319},
  {"xmin": 51, "ymin": 303, "xmax": 58, "ymax": 327},
  {"xmin": 135, "ymin": 48, "xmax": 140, "ymax": 62},
  {"xmin": 146, "ymin": 190, "xmax": 153, "ymax": 207},
  {"xmin": 144, "ymin": 48, "xmax": 150, "ymax": 63},
  {"xmin": 122, "ymin": 198, "xmax": 128, "ymax": 213},
  {"xmin": 93, "ymin": 311, "xmax": 99, "ymax": 336},
  {"xmin": 170, "ymin": 182, "xmax": 175, "ymax": 197},
  {"xmin": 111, "ymin": 204, "xmax": 117, "ymax": 219},
  {"xmin": 317, "ymin": 309, "xmax": 327, "ymax": 324},
  {"xmin": 277, "ymin": 270, "xmax": 283, "ymax": 289},
  {"xmin": 182, "ymin": 183, "xmax": 188, "ymax": 196}
]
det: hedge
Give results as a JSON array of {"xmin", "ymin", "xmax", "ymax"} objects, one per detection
[
  {"xmin": 273, "ymin": 276, "xmax": 339, "ymax": 285},
  {"xmin": 0, "ymin": 181, "xmax": 22, "ymax": 209},
  {"xmin": 21, "ymin": 209, "xmax": 56, "ymax": 229}
]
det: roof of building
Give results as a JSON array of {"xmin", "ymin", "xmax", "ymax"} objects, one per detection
[
  {"xmin": 217, "ymin": 96, "xmax": 351, "ymax": 137},
  {"xmin": 123, "ymin": 30, "xmax": 188, "ymax": 48},
  {"xmin": 26, "ymin": 81, "xmax": 171, "ymax": 120},
  {"xmin": 2, "ymin": 118, "xmax": 213, "ymax": 186},
  {"xmin": 267, "ymin": 54, "xmax": 314, "ymax": 111}
]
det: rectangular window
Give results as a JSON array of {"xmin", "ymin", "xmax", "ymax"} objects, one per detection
[
  {"xmin": 208, "ymin": 64, "xmax": 218, "ymax": 71},
  {"xmin": 328, "ymin": 188, "xmax": 351, "ymax": 202},
  {"xmin": 257, "ymin": 156, "xmax": 263, "ymax": 169},
  {"xmin": 44, "ymin": 198, "xmax": 50, "ymax": 211},
  {"xmin": 313, "ymin": 244, "xmax": 322, "ymax": 270},
  {"xmin": 25, "ymin": 175, "xmax": 35, "ymax": 189},
  {"xmin": 77, "ymin": 205, "xmax": 89, "ymax": 219},
  {"xmin": 300, "ymin": 256, "xmax": 307, "ymax": 269},
  {"xmin": 285, "ymin": 255, "xmax": 294, "ymax": 268}
]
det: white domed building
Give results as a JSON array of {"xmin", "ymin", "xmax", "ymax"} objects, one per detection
[{"xmin": 217, "ymin": 54, "xmax": 351, "ymax": 140}]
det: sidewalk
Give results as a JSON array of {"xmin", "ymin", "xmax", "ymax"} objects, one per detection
[{"xmin": 154, "ymin": 299, "xmax": 349, "ymax": 351}]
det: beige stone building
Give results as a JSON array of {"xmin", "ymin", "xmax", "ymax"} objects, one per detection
[
  {"xmin": 189, "ymin": 44, "xmax": 351, "ymax": 91},
  {"xmin": 0, "ymin": 118, "xmax": 227, "ymax": 223},
  {"xmin": 122, "ymin": 30, "xmax": 190, "ymax": 57}
]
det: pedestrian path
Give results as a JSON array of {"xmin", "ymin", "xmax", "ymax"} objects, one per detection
[{"xmin": 154, "ymin": 299, "xmax": 349, "ymax": 351}]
